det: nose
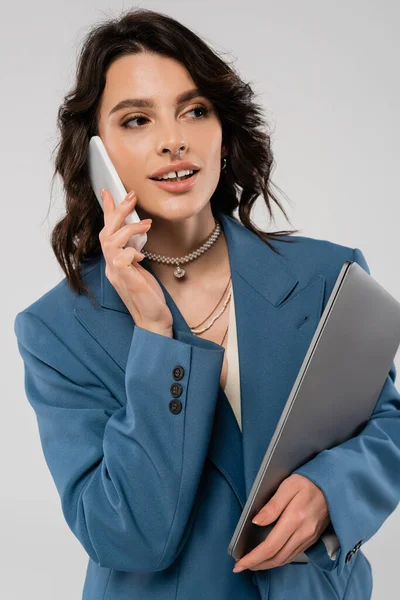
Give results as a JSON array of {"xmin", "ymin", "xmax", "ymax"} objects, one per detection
[
  {"xmin": 159, "ymin": 142, "xmax": 187, "ymax": 158},
  {"xmin": 163, "ymin": 145, "xmax": 187, "ymax": 160},
  {"xmin": 157, "ymin": 128, "xmax": 188, "ymax": 159}
]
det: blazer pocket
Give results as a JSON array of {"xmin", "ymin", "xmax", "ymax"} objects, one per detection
[{"xmin": 296, "ymin": 315, "xmax": 310, "ymax": 330}]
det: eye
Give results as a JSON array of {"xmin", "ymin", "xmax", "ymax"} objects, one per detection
[
  {"xmin": 121, "ymin": 115, "xmax": 150, "ymax": 129},
  {"xmin": 120, "ymin": 103, "xmax": 210, "ymax": 129},
  {"xmin": 186, "ymin": 104, "xmax": 210, "ymax": 119}
]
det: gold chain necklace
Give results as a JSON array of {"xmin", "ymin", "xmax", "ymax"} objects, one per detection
[{"xmin": 190, "ymin": 276, "xmax": 232, "ymax": 346}]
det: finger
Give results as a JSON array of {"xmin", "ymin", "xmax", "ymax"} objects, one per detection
[
  {"xmin": 235, "ymin": 504, "xmax": 298, "ymax": 571},
  {"xmin": 257, "ymin": 521, "xmax": 314, "ymax": 569},
  {"xmin": 235, "ymin": 523, "xmax": 311, "ymax": 573},
  {"xmin": 103, "ymin": 190, "xmax": 137, "ymax": 236},
  {"xmin": 252, "ymin": 477, "xmax": 300, "ymax": 526},
  {"xmin": 252, "ymin": 493, "xmax": 321, "ymax": 569},
  {"xmin": 113, "ymin": 247, "xmax": 145, "ymax": 269},
  {"xmin": 239, "ymin": 496, "xmax": 306, "ymax": 572},
  {"xmin": 249, "ymin": 534, "xmax": 308, "ymax": 571},
  {"xmin": 101, "ymin": 189, "xmax": 114, "ymax": 213},
  {"xmin": 241, "ymin": 481, "xmax": 301, "ymax": 571},
  {"xmin": 109, "ymin": 219, "xmax": 152, "ymax": 249},
  {"xmin": 280, "ymin": 538, "xmax": 311, "ymax": 566}
]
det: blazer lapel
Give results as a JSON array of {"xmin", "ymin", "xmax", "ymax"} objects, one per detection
[
  {"xmin": 217, "ymin": 211, "xmax": 326, "ymax": 497},
  {"xmin": 74, "ymin": 209, "xmax": 326, "ymax": 509}
]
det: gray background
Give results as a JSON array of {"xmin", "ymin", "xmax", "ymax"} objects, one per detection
[{"xmin": 2, "ymin": 1, "xmax": 399, "ymax": 598}]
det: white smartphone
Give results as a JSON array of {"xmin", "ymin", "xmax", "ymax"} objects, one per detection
[{"xmin": 87, "ymin": 135, "xmax": 147, "ymax": 252}]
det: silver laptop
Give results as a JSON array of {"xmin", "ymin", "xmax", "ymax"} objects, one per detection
[{"xmin": 228, "ymin": 259, "xmax": 400, "ymax": 561}]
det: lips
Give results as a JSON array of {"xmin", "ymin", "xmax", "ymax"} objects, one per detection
[
  {"xmin": 149, "ymin": 160, "xmax": 201, "ymax": 179},
  {"xmin": 150, "ymin": 169, "xmax": 200, "ymax": 192},
  {"xmin": 150, "ymin": 169, "xmax": 199, "ymax": 181}
]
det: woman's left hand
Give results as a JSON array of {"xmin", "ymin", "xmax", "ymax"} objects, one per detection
[{"xmin": 233, "ymin": 474, "xmax": 331, "ymax": 572}]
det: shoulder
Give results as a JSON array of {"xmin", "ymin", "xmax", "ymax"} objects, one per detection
[
  {"xmin": 230, "ymin": 215, "xmax": 365, "ymax": 277},
  {"xmin": 273, "ymin": 232, "xmax": 354, "ymax": 265},
  {"xmin": 269, "ymin": 232, "xmax": 369, "ymax": 289},
  {"xmin": 14, "ymin": 255, "xmax": 102, "ymax": 339},
  {"xmin": 272, "ymin": 232, "xmax": 368, "ymax": 269}
]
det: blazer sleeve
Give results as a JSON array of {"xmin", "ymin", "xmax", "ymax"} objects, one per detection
[
  {"xmin": 14, "ymin": 311, "xmax": 225, "ymax": 573},
  {"xmin": 293, "ymin": 247, "xmax": 400, "ymax": 577}
]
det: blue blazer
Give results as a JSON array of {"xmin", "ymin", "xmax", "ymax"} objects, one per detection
[{"xmin": 14, "ymin": 209, "xmax": 400, "ymax": 600}]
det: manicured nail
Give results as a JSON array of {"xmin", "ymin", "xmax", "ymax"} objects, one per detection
[
  {"xmin": 124, "ymin": 190, "xmax": 136, "ymax": 203},
  {"xmin": 252, "ymin": 510, "xmax": 266, "ymax": 524},
  {"xmin": 233, "ymin": 564, "xmax": 245, "ymax": 573}
]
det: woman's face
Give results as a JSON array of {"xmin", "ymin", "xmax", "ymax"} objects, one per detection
[{"xmin": 96, "ymin": 52, "xmax": 225, "ymax": 222}]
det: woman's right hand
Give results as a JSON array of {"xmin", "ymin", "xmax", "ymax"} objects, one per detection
[{"xmin": 99, "ymin": 189, "xmax": 174, "ymax": 336}]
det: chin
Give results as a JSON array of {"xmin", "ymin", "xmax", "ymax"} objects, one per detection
[{"xmin": 150, "ymin": 197, "xmax": 211, "ymax": 221}]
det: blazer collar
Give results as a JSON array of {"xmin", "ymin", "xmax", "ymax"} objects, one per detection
[{"xmin": 99, "ymin": 209, "xmax": 300, "ymax": 317}]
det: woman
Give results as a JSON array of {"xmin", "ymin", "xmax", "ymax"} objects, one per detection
[{"xmin": 14, "ymin": 8, "xmax": 400, "ymax": 600}]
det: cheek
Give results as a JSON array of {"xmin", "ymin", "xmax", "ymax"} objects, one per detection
[
  {"xmin": 116, "ymin": 151, "xmax": 148, "ymax": 189},
  {"xmin": 197, "ymin": 133, "xmax": 224, "ymax": 176},
  {"xmin": 201, "ymin": 123, "xmax": 223, "ymax": 152},
  {"xmin": 207, "ymin": 151, "xmax": 226, "ymax": 180},
  {"xmin": 199, "ymin": 160, "xmax": 225, "ymax": 199}
]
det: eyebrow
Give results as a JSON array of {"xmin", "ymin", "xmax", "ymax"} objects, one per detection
[{"xmin": 108, "ymin": 87, "xmax": 206, "ymax": 118}]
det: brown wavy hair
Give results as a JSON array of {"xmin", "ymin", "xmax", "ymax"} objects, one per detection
[{"xmin": 50, "ymin": 7, "xmax": 299, "ymax": 301}]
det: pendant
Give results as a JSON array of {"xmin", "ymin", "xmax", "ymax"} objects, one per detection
[{"xmin": 174, "ymin": 265, "xmax": 186, "ymax": 278}]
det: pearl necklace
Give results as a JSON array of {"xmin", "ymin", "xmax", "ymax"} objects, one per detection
[{"xmin": 142, "ymin": 218, "xmax": 222, "ymax": 279}]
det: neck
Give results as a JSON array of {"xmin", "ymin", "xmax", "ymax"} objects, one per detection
[
  {"xmin": 140, "ymin": 204, "xmax": 216, "ymax": 252},
  {"xmin": 143, "ymin": 221, "xmax": 230, "ymax": 289}
]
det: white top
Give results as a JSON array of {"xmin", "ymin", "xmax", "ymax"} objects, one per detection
[{"xmin": 223, "ymin": 286, "xmax": 339, "ymax": 561}]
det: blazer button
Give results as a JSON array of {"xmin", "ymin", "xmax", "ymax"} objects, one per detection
[
  {"xmin": 355, "ymin": 541, "xmax": 362, "ymax": 551},
  {"xmin": 169, "ymin": 399, "xmax": 182, "ymax": 414},
  {"xmin": 172, "ymin": 365, "xmax": 185, "ymax": 380},
  {"xmin": 170, "ymin": 383, "xmax": 182, "ymax": 398}
]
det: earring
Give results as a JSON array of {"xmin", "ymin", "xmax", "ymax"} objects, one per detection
[{"xmin": 221, "ymin": 156, "xmax": 227, "ymax": 171}]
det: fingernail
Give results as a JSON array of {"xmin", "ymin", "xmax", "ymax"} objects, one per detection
[
  {"xmin": 252, "ymin": 511, "xmax": 265, "ymax": 524},
  {"xmin": 100, "ymin": 188, "xmax": 106, "ymax": 200},
  {"xmin": 124, "ymin": 190, "xmax": 136, "ymax": 203},
  {"xmin": 233, "ymin": 565, "xmax": 245, "ymax": 573}
]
